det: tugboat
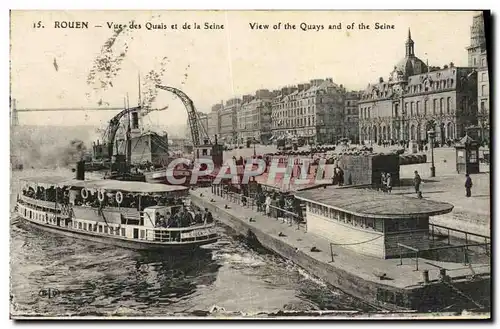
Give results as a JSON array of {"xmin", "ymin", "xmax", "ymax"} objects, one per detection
[{"xmin": 15, "ymin": 163, "xmax": 218, "ymax": 251}]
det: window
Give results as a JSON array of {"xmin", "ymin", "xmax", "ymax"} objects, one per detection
[
  {"xmin": 447, "ymin": 97, "xmax": 451, "ymax": 113},
  {"xmin": 385, "ymin": 219, "xmax": 398, "ymax": 232},
  {"xmin": 481, "ymin": 84, "xmax": 488, "ymax": 96},
  {"xmin": 439, "ymin": 98, "xmax": 443, "ymax": 114},
  {"xmin": 416, "ymin": 101, "xmax": 420, "ymax": 115},
  {"xmin": 481, "ymin": 72, "xmax": 487, "ymax": 82},
  {"xmin": 433, "ymin": 99, "xmax": 437, "ymax": 114},
  {"xmin": 104, "ymin": 226, "xmax": 108, "ymax": 234},
  {"xmin": 473, "ymin": 58, "xmax": 477, "ymax": 66},
  {"xmin": 121, "ymin": 228, "xmax": 126, "ymax": 236},
  {"xmin": 482, "ymin": 58, "xmax": 486, "ymax": 67},
  {"xmin": 481, "ymin": 101, "xmax": 485, "ymax": 111},
  {"xmin": 424, "ymin": 100, "xmax": 428, "ymax": 114},
  {"xmin": 140, "ymin": 230, "xmax": 145, "ymax": 239},
  {"xmin": 78, "ymin": 222, "xmax": 82, "ymax": 229},
  {"xmin": 410, "ymin": 102, "xmax": 414, "ymax": 116},
  {"xmin": 99, "ymin": 225, "xmax": 103, "ymax": 233},
  {"xmin": 84, "ymin": 223, "xmax": 87, "ymax": 230}
]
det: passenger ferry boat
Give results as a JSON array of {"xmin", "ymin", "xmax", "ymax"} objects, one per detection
[{"xmin": 15, "ymin": 176, "xmax": 219, "ymax": 250}]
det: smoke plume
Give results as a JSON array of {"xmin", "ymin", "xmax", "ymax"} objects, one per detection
[{"xmin": 10, "ymin": 126, "xmax": 92, "ymax": 169}]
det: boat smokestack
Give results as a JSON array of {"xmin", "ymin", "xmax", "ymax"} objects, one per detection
[{"xmin": 76, "ymin": 160, "xmax": 85, "ymax": 180}]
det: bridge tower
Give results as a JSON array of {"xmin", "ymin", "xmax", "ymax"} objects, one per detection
[{"xmin": 10, "ymin": 98, "xmax": 19, "ymax": 126}]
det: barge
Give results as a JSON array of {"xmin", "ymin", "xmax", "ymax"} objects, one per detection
[{"xmin": 16, "ymin": 176, "xmax": 218, "ymax": 251}]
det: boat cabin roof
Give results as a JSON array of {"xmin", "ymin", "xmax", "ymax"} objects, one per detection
[
  {"xmin": 20, "ymin": 176, "xmax": 82, "ymax": 188},
  {"xmin": 294, "ymin": 187, "xmax": 454, "ymax": 219},
  {"xmin": 20, "ymin": 176, "xmax": 188, "ymax": 194},
  {"xmin": 72, "ymin": 179, "xmax": 188, "ymax": 194}
]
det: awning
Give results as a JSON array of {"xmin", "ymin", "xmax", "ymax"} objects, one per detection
[{"xmin": 70, "ymin": 179, "xmax": 189, "ymax": 194}]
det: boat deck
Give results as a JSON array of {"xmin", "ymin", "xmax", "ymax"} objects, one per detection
[{"xmin": 192, "ymin": 188, "xmax": 490, "ymax": 290}]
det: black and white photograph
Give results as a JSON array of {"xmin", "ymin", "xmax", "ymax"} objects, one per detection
[{"xmin": 8, "ymin": 9, "xmax": 492, "ymax": 320}]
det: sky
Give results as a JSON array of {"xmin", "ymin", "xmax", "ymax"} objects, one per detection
[{"xmin": 10, "ymin": 10, "xmax": 480, "ymax": 128}]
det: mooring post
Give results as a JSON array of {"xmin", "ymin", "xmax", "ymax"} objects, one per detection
[
  {"xmin": 330, "ymin": 243, "xmax": 334, "ymax": 263},
  {"xmin": 465, "ymin": 233, "xmax": 468, "ymax": 250},
  {"xmin": 422, "ymin": 270, "xmax": 429, "ymax": 284},
  {"xmin": 439, "ymin": 268, "xmax": 447, "ymax": 281},
  {"xmin": 399, "ymin": 245, "xmax": 402, "ymax": 266},
  {"xmin": 463, "ymin": 246, "xmax": 468, "ymax": 265}
]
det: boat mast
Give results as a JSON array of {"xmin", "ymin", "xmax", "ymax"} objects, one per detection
[
  {"xmin": 126, "ymin": 94, "xmax": 132, "ymax": 168},
  {"xmin": 138, "ymin": 72, "xmax": 143, "ymax": 133}
]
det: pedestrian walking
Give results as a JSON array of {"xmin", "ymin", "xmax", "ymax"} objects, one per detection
[
  {"xmin": 465, "ymin": 174, "xmax": 473, "ymax": 197},
  {"xmin": 265, "ymin": 194, "xmax": 272, "ymax": 216},
  {"xmin": 380, "ymin": 172, "xmax": 387, "ymax": 192},
  {"xmin": 386, "ymin": 173, "xmax": 392, "ymax": 193},
  {"xmin": 414, "ymin": 171, "xmax": 421, "ymax": 195}
]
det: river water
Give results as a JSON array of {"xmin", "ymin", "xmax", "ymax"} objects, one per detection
[{"xmin": 10, "ymin": 169, "xmax": 373, "ymax": 317}]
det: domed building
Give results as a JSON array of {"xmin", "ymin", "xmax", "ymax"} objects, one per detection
[{"xmin": 358, "ymin": 29, "xmax": 478, "ymax": 147}]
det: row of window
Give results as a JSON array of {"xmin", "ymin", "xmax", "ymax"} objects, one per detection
[
  {"xmin": 306, "ymin": 202, "xmax": 429, "ymax": 233},
  {"xmin": 307, "ymin": 202, "xmax": 383, "ymax": 232},
  {"xmin": 273, "ymin": 106, "xmax": 317, "ymax": 118},
  {"xmin": 272, "ymin": 116, "xmax": 317, "ymax": 128},
  {"xmin": 72, "ymin": 220, "xmax": 126, "ymax": 237},
  {"xmin": 22, "ymin": 207, "xmax": 55, "ymax": 223},
  {"xmin": 359, "ymin": 96, "xmax": 469, "ymax": 120}
]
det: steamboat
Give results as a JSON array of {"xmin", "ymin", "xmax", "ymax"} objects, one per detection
[{"xmin": 15, "ymin": 173, "xmax": 218, "ymax": 251}]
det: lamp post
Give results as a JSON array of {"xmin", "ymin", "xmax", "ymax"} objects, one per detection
[{"xmin": 427, "ymin": 129, "xmax": 436, "ymax": 177}]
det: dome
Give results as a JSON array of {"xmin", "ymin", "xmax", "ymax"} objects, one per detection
[
  {"xmin": 396, "ymin": 56, "xmax": 428, "ymax": 77},
  {"xmin": 393, "ymin": 28, "xmax": 428, "ymax": 78}
]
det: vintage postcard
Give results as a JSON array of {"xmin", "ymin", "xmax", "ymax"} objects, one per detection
[{"xmin": 9, "ymin": 10, "xmax": 491, "ymax": 319}]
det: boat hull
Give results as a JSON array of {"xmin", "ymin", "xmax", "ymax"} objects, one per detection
[{"xmin": 16, "ymin": 215, "xmax": 218, "ymax": 251}]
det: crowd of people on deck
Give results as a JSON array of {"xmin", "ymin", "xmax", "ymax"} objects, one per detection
[
  {"xmin": 74, "ymin": 191, "xmax": 185, "ymax": 211},
  {"xmin": 22, "ymin": 186, "xmax": 69, "ymax": 204},
  {"xmin": 153, "ymin": 206, "xmax": 214, "ymax": 228}
]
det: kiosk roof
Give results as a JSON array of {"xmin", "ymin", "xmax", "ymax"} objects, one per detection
[{"xmin": 295, "ymin": 187, "xmax": 454, "ymax": 218}]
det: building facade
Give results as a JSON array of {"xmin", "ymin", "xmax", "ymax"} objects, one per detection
[
  {"xmin": 467, "ymin": 13, "xmax": 489, "ymax": 140},
  {"xmin": 219, "ymin": 98, "xmax": 240, "ymax": 143},
  {"xmin": 271, "ymin": 78, "xmax": 345, "ymax": 144},
  {"xmin": 358, "ymin": 30, "xmax": 478, "ymax": 145},
  {"xmin": 237, "ymin": 90, "xmax": 273, "ymax": 144},
  {"xmin": 207, "ymin": 103, "xmax": 221, "ymax": 141},
  {"xmin": 343, "ymin": 91, "xmax": 362, "ymax": 143}
]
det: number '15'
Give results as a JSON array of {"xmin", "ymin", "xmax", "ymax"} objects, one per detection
[{"xmin": 33, "ymin": 21, "xmax": 43, "ymax": 28}]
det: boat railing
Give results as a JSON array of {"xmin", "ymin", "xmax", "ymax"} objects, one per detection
[
  {"xmin": 19, "ymin": 194, "xmax": 61, "ymax": 210},
  {"xmin": 429, "ymin": 223, "xmax": 491, "ymax": 247},
  {"xmin": 144, "ymin": 223, "xmax": 217, "ymax": 243},
  {"xmin": 397, "ymin": 241, "xmax": 491, "ymax": 272}
]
